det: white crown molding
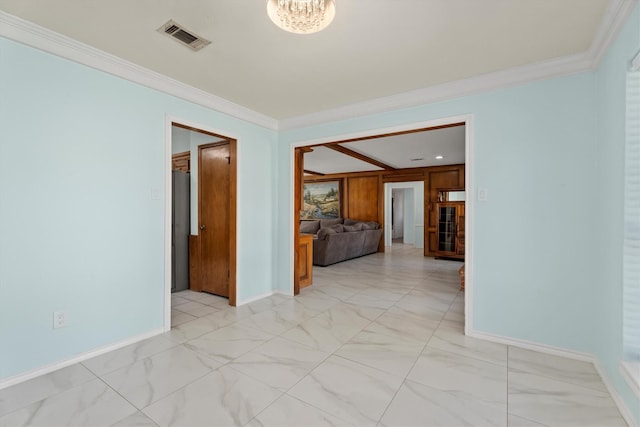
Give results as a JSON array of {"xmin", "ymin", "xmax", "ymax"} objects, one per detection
[
  {"xmin": 588, "ymin": 0, "xmax": 639, "ymax": 66},
  {"xmin": 0, "ymin": 11, "xmax": 279, "ymax": 131},
  {"xmin": 1, "ymin": 1, "xmax": 637, "ymax": 132},
  {"xmin": 279, "ymin": 53, "xmax": 593, "ymax": 130},
  {"xmin": 279, "ymin": 0, "xmax": 639, "ymax": 131}
]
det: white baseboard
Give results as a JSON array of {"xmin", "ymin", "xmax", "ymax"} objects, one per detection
[
  {"xmin": 0, "ymin": 328, "xmax": 164, "ymax": 390},
  {"xmin": 467, "ymin": 329, "xmax": 638, "ymax": 427},
  {"xmin": 599, "ymin": 361, "xmax": 639, "ymax": 427},
  {"xmin": 620, "ymin": 361, "xmax": 640, "ymax": 399},
  {"xmin": 235, "ymin": 290, "xmax": 275, "ymax": 306},
  {"xmin": 467, "ymin": 329, "xmax": 593, "ymax": 362},
  {"xmin": 274, "ymin": 289, "xmax": 294, "ymax": 297}
]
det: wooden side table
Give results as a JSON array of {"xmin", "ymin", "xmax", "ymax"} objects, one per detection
[{"xmin": 299, "ymin": 234, "xmax": 313, "ymax": 288}]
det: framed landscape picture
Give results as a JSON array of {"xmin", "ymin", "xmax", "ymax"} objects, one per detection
[{"xmin": 301, "ymin": 181, "xmax": 340, "ymax": 219}]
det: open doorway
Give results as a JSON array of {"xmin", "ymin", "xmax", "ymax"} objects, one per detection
[
  {"xmin": 384, "ymin": 182, "xmax": 424, "ymax": 249},
  {"xmin": 291, "ymin": 115, "xmax": 473, "ymax": 332},
  {"xmin": 165, "ymin": 120, "xmax": 238, "ymax": 330}
]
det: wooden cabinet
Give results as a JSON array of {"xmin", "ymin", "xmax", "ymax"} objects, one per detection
[
  {"xmin": 436, "ymin": 202, "xmax": 465, "ymax": 260},
  {"xmin": 298, "ymin": 234, "xmax": 313, "ymax": 288},
  {"xmin": 172, "ymin": 151, "xmax": 190, "ymax": 172}
]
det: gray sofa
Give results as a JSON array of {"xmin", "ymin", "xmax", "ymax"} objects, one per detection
[{"xmin": 300, "ymin": 218, "xmax": 383, "ymax": 267}]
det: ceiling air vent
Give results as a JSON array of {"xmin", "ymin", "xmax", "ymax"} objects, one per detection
[{"xmin": 157, "ymin": 20, "xmax": 211, "ymax": 51}]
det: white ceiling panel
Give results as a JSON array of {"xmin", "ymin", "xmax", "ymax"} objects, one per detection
[
  {"xmin": 342, "ymin": 126, "xmax": 465, "ymax": 169},
  {"xmin": 304, "ymin": 146, "xmax": 384, "ymax": 175}
]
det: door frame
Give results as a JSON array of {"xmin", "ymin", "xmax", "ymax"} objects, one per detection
[
  {"xmin": 164, "ymin": 116, "xmax": 238, "ymax": 332},
  {"xmin": 288, "ymin": 114, "xmax": 474, "ymax": 335}
]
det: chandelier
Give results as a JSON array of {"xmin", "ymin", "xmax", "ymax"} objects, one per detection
[{"xmin": 267, "ymin": 0, "xmax": 336, "ymax": 34}]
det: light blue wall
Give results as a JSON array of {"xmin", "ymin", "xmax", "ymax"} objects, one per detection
[
  {"xmin": 0, "ymin": 36, "xmax": 277, "ymax": 380},
  {"xmin": 279, "ymin": 72, "xmax": 601, "ymax": 352},
  {"xmin": 171, "ymin": 127, "xmax": 190, "ymax": 154},
  {"xmin": 594, "ymin": 3, "xmax": 640, "ymax": 420},
  {"xmin": 276, "ymin": 6, "xmax": 640, "ymax": 418}
]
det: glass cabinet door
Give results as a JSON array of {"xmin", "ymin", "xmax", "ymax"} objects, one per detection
[{"xmin": 438, "ymin": 206, "xmax": 456, "ymax": 253}]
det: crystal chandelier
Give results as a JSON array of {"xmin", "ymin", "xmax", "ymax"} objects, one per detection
[{"xmin": 267, "ymin": 0, "xmax": 336, "ymax": 34}]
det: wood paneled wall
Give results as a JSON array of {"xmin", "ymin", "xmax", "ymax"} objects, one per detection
[
  {"xmin": 304, "ymin": 164, "xmax": 465, "ymax": 257},
  {"xmin": 346, "ymin": 176, "xmax": 380, "ymax": 222}
]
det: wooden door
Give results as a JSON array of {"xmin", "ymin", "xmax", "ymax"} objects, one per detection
[{"xmin": 199, "ymin": 142, "xmax": 230, "ymax": 297}]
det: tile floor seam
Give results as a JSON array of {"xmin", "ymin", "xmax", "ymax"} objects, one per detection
[
  {"xmin": 506, "ymin": 364, "xmax": 611, "ymax": 395},
  {"xmin": 96, "ymin": 345, "xmax": 222, "ymax": 411},
  {"xmin": 425, "ymin": 341, "xmax": 510, "ymax": 370}
]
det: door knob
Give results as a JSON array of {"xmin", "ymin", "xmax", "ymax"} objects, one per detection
[{"xmin": 200, "ymin": 224, "xmax": 206, "ymax": 230}]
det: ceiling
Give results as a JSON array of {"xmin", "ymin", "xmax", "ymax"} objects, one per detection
[
  {"xmin": 0, "ymin": 0, "xmax": 613, "ymax": 121},
  {"xmin": 0, "ymin": 1, "xmax": 621, "ymax": 175},
  {"xmin": 303, "ymin": 124, "xmax": 466, "ymax": 175}
]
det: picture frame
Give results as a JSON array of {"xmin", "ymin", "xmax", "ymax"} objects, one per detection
[{"xmin": 301, "ymin": 180, "xmax": 340, "ymax": 219}]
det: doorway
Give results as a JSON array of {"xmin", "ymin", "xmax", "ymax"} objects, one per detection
[
  {"xmin": 383, "ymin": 182, "xmax": 424, "ymax": 248},
  {"xmin": 290, "ymin": 114, "xmax": 473, "ymax": 332},
  {"xmin": 165, "ymin": 120, "xmax": 238, "ymax": 331}
]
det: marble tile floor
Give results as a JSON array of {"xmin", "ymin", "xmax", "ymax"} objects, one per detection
[{"xmin": 0, "ymin": 245, "xmax": 627, "ymax": 426}]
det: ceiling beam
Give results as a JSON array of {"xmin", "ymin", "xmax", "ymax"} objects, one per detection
[
  {"xmin": 325, "ymin": 144, "xmax": 396, "ymax": 171},
  {"xmin": 304, "ymin": 169, "xmax": 325, "ymax": 176}
]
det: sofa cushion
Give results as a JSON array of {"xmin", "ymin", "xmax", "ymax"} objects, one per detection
[
  {"xmin": 344, "ymin": 218, "xmax": 359, "ymax": 226},
  {"xmin": 360, "ymin": 222, "xmax": 376, "ymax": 230},
  {"xmin": 343, "ymin": 223, "xmax": 364, "ymax": 232},
  {"xmin": 317, "ymin": 227, "xmax": 337, "ymax": 240},
  {"xmin": 300, "ymin": 220, "xmax": 320, "ymax": 234},
  {"xmin": 320, "ymin": 218, "xmax": 343, "ymax": 228},
  {"xmin": 330, "ymin": 224, "xmax": 344, "ymax": 232},
  {"xmin": 367, "ymin": 221, "xmax": 380, "ymax": 229}
]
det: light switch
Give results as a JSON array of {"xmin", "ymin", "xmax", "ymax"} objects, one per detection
[
  {"xmin": 151, "ymin": 187, "xmax": 161, "ymax": 200},
  {"xmin": 478, "ymin": 188, "xmax": 488, "ymax": 202}
]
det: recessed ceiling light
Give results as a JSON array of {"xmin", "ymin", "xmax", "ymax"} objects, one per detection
[
  {"xmin": 435, "ymin": 155, "xmax": 444, "ymax": 160},
  {"xmin": 410, "ymin": 158, "xmax": 424, "ymax": 161}
]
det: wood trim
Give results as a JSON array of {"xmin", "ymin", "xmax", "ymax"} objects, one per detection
[
  {"xmin": 189, "ymin": 235, "xmax": 202, "ymax": 292},
  {"xmin": 293, "ymin": 148, "xmax": 304, "ymax": 296},
  {"xmin": 303, "ymin": 164, "xmax": 464, "ymax": 182},
  {"xmin": 341, "ymin": 177, "xmax": 349, "ymax": 219},
  {"xmin": 325, "ymin": 144, "xmax": 396, "ymax": 171},
  {"xmin": 377, "ymin": 175, "xmax": 385, "ymax": 253},
  {"xmin": 303, "ymin": 169, "xmax": 325, "ymax": 176},
  {"xmin": 228, "ymin": 139, "xmax": 237, "ymax": 307},
  {"xmin": 306, "ymin": 122, "xmax": 465, "ymax": 148},
  {"xmin": 305, "ymin": 171, "xmax": 383, "ymax": 182},
  {"xmin": 172, "ymin": 122, "xmax": 228, "ymax": 139}
]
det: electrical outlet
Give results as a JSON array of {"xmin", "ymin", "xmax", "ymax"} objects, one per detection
[{"xmin": 53, "ymin": 311, "xmax": 66, "ymax": 329}]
